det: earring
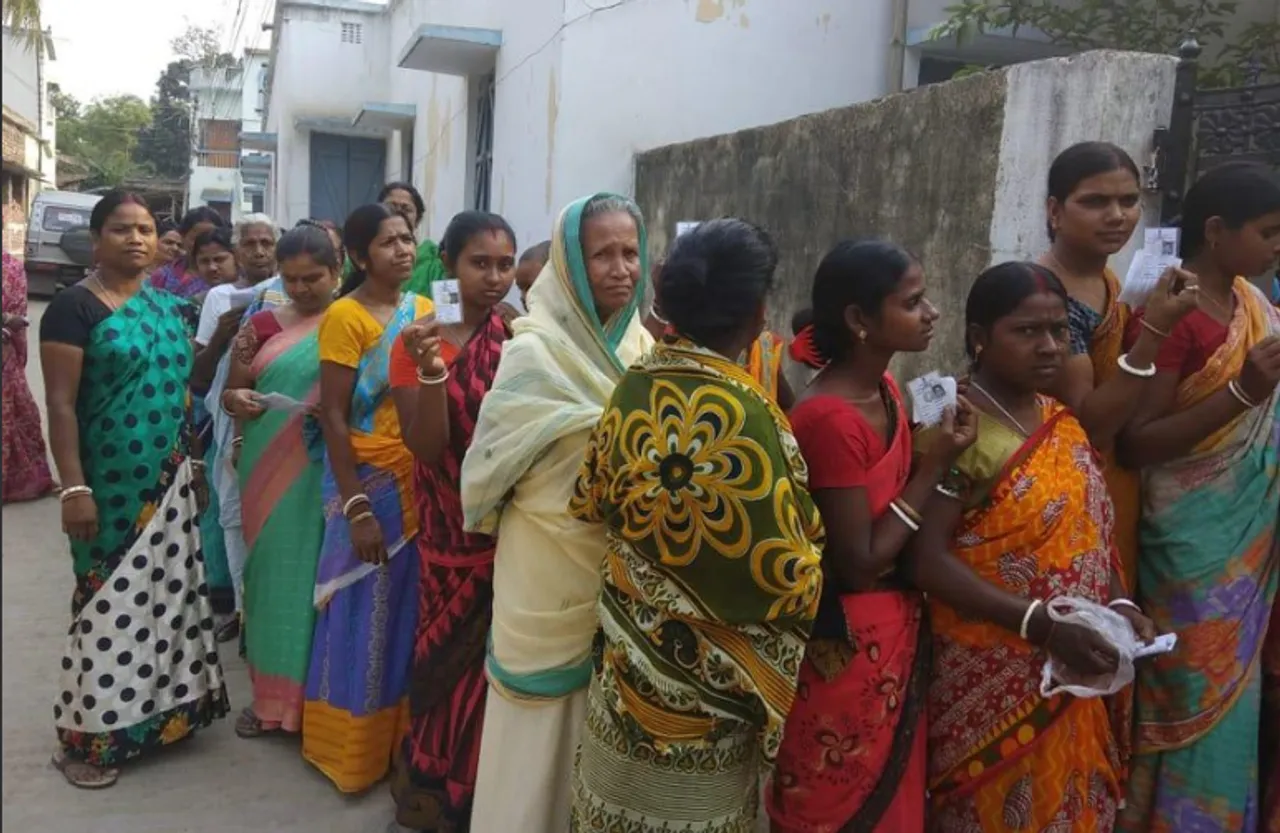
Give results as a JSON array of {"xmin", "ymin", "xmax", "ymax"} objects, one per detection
[{"xmin": 857, "ymin": 330, "xmax": 867, "ymax": 342}]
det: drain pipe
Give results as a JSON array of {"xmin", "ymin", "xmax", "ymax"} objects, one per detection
[{"xmin": 887, "ymin": 0, "xmax": 910, "ymax": 93}]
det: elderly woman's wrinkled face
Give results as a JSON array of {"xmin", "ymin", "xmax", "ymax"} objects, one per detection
[{"xmin": 581, "ymin": 210, "xmax": 641, "ymax": 321}]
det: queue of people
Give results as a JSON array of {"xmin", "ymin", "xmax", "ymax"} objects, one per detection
[{"xmin": 5, "ymin": 145, "xmax": 1277, "ymax": 833}]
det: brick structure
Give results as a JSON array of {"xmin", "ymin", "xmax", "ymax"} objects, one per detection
[{"xmin": 2, "ymin": 111, "xmax": 34, "ymax": 256}]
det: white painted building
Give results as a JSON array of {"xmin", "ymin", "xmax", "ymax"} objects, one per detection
[
  {"xmin": 1, "ymin": 25, "xmax": 56, "ymax": 254},
  {"xmin": 260, "ymin": 0, "xmax": 1272, "ymax": 244},
  {"xmin": 188, "ymin": 48, "xmax": 272, "ymax": 223}
]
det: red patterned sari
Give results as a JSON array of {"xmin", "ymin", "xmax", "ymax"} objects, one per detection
[
  {"xmin": 768, "ymin": 378, "xmax": 928, "ymax": 833},
  {"xmin": 389, "ymin": 310, "xmax": 510, "ymax": 831},
  {"xmin": 2, "ymin": 252, "xmax": 55, "ymax": 503}
]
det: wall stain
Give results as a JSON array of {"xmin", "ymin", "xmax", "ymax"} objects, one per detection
[
  {"xmin": 818, "ymin": 12, "xmax": 832, "ymax": 31},
  {"xmin": 545, "ymin": 69, "xmax": 558, "ymax": 213},
  {"xmin": 695, "ymin": 0, "xmax": 724, "ymax": 22},
  {"xmin": 739, "ymin": 12, "xmax": 749, "ymax": 28},
  {"xmin": 423, "ymin": 77, "xmax": 441, "ymax": 229}
]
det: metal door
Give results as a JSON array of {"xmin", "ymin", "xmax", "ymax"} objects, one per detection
[{"xmin": 309, "ymin": 132, "xmax": 387, "ymax": 224}]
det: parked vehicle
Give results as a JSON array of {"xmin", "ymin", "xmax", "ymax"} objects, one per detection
[{"xmin": 23, "ymin": 190, "xmax": 101, "ymax": 297}]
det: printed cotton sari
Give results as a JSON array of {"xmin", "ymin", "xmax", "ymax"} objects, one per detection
[
  {"xmin": 769, "ymin": 379, "xmax": 929, "ymax": 833},
  {"xmin": 149, "ymin": 257, "xmax": 208, "ymax": 301},
  {"xmin": 926, "ymin": 402, "xmax": 1122, "ymax": 832},
  {"xmin": 239, "ymin": 311, "xmax": 325, "ymax": 733},
  {"xmin": 390, "ymin": 310, "xmax": 509, "ymax": 831},
  {"xmin": 747, "ymin": 329, "xmax": 785, "ymax": 401},
  {"xmin": 302, "ymin": 291, "xmax": 427, "ymax": 793},
  {"xmin": 461, "ymin": 193, "xmax": 653, "ymax": 832},
  {"xmin": 569, "ymin": 340, "xmax": 824, "ymax": 832},
  {"xmin": 53, "ymin": 286, "xmax": 230, "ymax": 766},
  {"xmin": 1119, "ymin": 280, "xmax": 1280, "ymax": 833},
  {"xmin": 2, "ymin": 252, "xmax": 55, "ymax": 502}
]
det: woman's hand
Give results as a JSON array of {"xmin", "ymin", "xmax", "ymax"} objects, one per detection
[
  {"xmin": 1237, "ymin": 335, "xmax": 1280, "ymax": 404},
  {"xmin": 401, "ymin": 320, "xmax": 446, "ymax": 376},
  {"xmin": 924, "ymin": 396, "xmax": 979, "ymax": 467},
  {"xmin": 61, "ymin": 493, "xmax": 99, "ymax": 542},
  {"xmin": 1043, "ymin": 619, "xmax": 1121, "ymax": 678},
  {"xmin": 1143, "ymin": 266, "xmax": 1201, "ymax": 333},
  {"xmin": 1115, "ymin": 605, "xmax": 1158, "ymax": 644},
  {"xmin": 2, "ymin": 312, "xmax": 28, "ymax": 332},
  {"xmin": 349, "ymin": 513, "xmax": 387, "ymax": 564},
  {"xmin": 223, "ymin": 388, "xmax": 265, "ymax": 419}
]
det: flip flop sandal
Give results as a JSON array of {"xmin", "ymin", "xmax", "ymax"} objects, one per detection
[
  {"xmin": 51, "ymin": 752, "xmax": 118, "ymax": 789},
  {"xmin": 234, "ymin": 707, "xmax": 279, "ymax": 739},
  {"xmin": 215, "ymin": 617, "xmax": 241, "ymax": 644}
]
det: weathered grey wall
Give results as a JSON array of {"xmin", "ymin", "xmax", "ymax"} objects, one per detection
[{"xmin": 635, "ymin": 70, "xmax": 1008, "ymax": 384}]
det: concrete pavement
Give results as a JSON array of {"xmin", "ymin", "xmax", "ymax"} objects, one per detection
[{"xmin": 2, "ymin": 301, "xmax": 395, "ymax": 833}]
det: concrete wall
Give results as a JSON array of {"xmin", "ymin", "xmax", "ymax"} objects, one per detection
[
  {"xmin": 635, "ymin": 50, "xmax": 1176, "ymax": 384},
  {"xmin": 2, "ymin": 30, "xmax": 39, "ymax": 126}
]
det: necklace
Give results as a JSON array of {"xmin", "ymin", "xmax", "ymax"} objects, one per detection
[
  {"xmin": 969, "ymin": 380, "xmax": 1031, "ymax": 436},
  {"xmin": 90, "ymin": 273, "xmax": 121, "ymax": 311},
  {"xmin": 1199, "ymin": 288, "xmax": 1233, "ymax": 318}
]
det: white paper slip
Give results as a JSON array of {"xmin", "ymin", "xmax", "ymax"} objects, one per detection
[
  {"xmin": 1134, "ymin": 632, "xmax": 1177, "ymax": 659},
  {"xmin": 432, "ymin": 279, "xmax": 462, "ymax": 325},
  {"xmin": 906, "ymin": 373, "xmax": 957, "ymax": 427},
  {"xmin": 1119, "ymin": 249, "xmax": 1182, "ymax": 307},
  {"xmin": 256, "ymin": 392, "xmax": 309, "ymax": 413},
  {"xmin": 676, "ymin": 221, "xmax": 702, "ymax": 238},
  {"xmin": 226, "ymin": 285, "xmax": 262, "ymax": 308}
]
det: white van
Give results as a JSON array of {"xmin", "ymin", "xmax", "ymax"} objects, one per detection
[{"xmin": 24, "ymin": 190, "xmax": 101, "ymax": 297}]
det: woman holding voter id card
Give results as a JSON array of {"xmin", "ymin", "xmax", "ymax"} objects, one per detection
[
  {"xmin": 384, "ymin": 209, "xmax": 518, "ymax": 832},
  {"xmin": 1116, "ymin": 162, "xmax": 1280, "ymax": 833}
]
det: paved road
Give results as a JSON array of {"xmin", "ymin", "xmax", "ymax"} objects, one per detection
[{"xmin": 2, "ymin": 300, "xmax": 394, "ymax": 833}]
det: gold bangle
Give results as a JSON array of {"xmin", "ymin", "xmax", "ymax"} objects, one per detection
[{"xmin": 1140, "ymin": 318, "xmax": 1172, "ymax": 340}]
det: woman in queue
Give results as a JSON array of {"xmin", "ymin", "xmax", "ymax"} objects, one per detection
[
  {"xmin": 220, "ymin": 224, "xmax": 341, "ymax": 739},
  {"xmin": 386, "ymin": 210, "xmax": 518, "ymax": 831},
  {"xmin": 149, "ymin": 206, "xmax": 227, "ymax": 303},
  {"xmin": 460, "ymin": 193, "xmax": 653, "ymax": 831},
  {"xmin": 378, "ymin": 182, "xmax": 446, "ymax": 298},
  {"xmin": 768, "ymin": 240, "xmax": 973, "ymax": 832},
  {"xmin": 40, "ymin": 190, "xmax": 229, "ymax": 788},
  {"xmin": 909, "ymin": 262, "xmax": 1154, "ymax": 831},
  {"xmin": 2, "ymin": 250, "xmax": 56, "ymax": 503},
  {"xmin": 569, "ymin": 219, "xmax": 824, "ymax": 830},
  {"xmin": 1117, "ymin": 162, "xmax": 1280, "ymax": 832},
  {"xmin": 306, "ymin": 203, "xmax": 433, "ymax": 792}
]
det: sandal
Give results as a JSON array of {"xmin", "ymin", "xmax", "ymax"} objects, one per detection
[
  {"xmin": 52, "ymin": 752, "xmax": 118, "ymax": 789},
  {"xmin": 215, "ymin": 616, "xmax": 241, "ymax": 644},
  {"xmin": 235, "ymin": 707, "xmax": 279, "ymax": 739}
]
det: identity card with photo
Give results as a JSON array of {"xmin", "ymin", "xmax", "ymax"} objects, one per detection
[{"xmin": 432, "ymin": 279, "xmax": 463, "ymax": 325}]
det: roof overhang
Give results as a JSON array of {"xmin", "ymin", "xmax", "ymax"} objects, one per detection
[
  {"xmin": 353, "ymin": 102, "xmax": 416, "ymax": 131},
  {"xmin": 294, "ymin": 116, "xmax": 391, "ymax": 138},
  {"xmin": 1, "ymin": 158, "xmax": 46, "ymax": 180},
  {"xmin": 200, "ymin": 187, "xmax": 234, "ymax": 202},
  {"xmin": 907, "ymin": 23, "xmax": 1070, "ymax": 65},
  {"xmin": 397, "ymin": 25, "xmax": 501, "ymax": 76},
  {"xmin": 240, "ymin": 131, "xmax": 277, "ymax": 152}
]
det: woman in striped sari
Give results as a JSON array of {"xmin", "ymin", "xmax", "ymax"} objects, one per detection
[
  {"xmin": 387, "ymin": 210, "xmax": 517, "ymax": 831},
  {"xmin": 220, "ymin": 224, "xmax": 340, "ymax": 737},
  {"xmin": 1117, "ymin": 162, "xmax": 1280, "ymax": 833},
  {"xmin": 307, "ymin": 203, "xmax": 433, "ymax": 793}
]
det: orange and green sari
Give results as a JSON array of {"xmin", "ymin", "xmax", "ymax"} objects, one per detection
[
  {"xmin": 926, "ymin": 400, "xmax": 1123, "ymax": 832},
  {"xmin": 746, "ymin": 330, "xmax": 785, "ymax": 401}
]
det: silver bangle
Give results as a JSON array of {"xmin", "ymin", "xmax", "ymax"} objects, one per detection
[
  {"xmin": 343, "ymin": 494, "xmax": 371, "ymax": 517},
  {"xmin": 1117, "ymin": 352, "xmax": 1157, "ymax": 379},
  {"xmin": 1020, "ymin": 599, "xmax": 1043, "ymax": 641},
  {"xmin": 934, "ymin": 483, "xmax": 961, "ymax": 501},
  {"xmin": 417, "ymin": 368, "xmax": 449, "ymax": 386},
  {"xmin": 1108, "ymin": 598, "xmax": 1141, "ymax": 613},
  {"xmin": 1227, "ymin": 378, "xmax": 1260, "ymax": 409},
  {"xmin": 59, "ymin": 485, "xmax": 93, "ymax": 503},
  {"xmin": 888, "ymin": 501, "xmax": 920, "ymax": 532}
]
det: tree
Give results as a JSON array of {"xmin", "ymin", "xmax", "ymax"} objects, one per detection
[
  {"xmin": 134, "ymin": 60, "xmax": 195, "ymax": 180},
  {"xmin": 931, "ymin": 0, "xmax": 1279, "ymax": 87},
  {"xmin": 1, "ymin": 0, "xmax": 42, "ymax": 49},
  {"xmin": 57, "ymin": 95, "xmax": 152, "ymax": 189},
  {"xmin": 170, "ymin": 24, "xmax": 238, "ymax": 70}
]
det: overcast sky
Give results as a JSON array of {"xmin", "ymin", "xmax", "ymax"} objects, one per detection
[{"xmin": 43, "ymin": 0, "xmax": 276, "ymax": 103}]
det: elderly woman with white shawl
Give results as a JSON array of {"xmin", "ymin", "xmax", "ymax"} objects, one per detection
[{"xmin": 460, "ymin": 193, "xmax": 653, "ymax": 832}]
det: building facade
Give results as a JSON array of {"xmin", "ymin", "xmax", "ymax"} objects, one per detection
[
  {"xmin": 1, "ymin": 26, "xmax": 56, "ymax": 255},
  {"xmin": 187, "ymin": 48, "xmax": 272, "ymax": 223}
]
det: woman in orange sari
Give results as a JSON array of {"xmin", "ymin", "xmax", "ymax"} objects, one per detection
[
  {"xmin": 767, "ymin": 240, "xmax": 976, "ymax": 832},
  {"xmin": 910, "ymin": 262, "xmax": 1155, "ymax": 832}
]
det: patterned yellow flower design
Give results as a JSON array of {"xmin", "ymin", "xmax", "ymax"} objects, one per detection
[
  {"xmin": 614, "ymin": 380, "xmax": 772, "ymax": 565},
  {"xmin": 750, "ymin": 478, "xmax": 824, "ymax": 620},
  {"xmin": 159, "ymin": 713, "xmax": 190, "ymax": 745}
]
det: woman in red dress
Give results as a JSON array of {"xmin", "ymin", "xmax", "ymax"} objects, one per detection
[
  {"xmin": 767, "ymin": 239, "xmax": 976, "ymax": 833},
  {"xmin": 2, "ymin": 251, "xmax": 55, "ymax": 503},
  {"xmin": 387, "ymin": 210, "xmax": 517, "ymax": 832}
]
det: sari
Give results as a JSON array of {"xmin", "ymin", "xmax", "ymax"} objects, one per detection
[
  {"xmin": 238, "ymin": 310, "xmax": 325, "ymax": 732},
  {"xmin": 344, "ymin": 240, "xmax": 444, "ymax": 297},
  {"xmin": 49, "ymin": 285, "xmax": 230, "ymax": 766},
  {"xmin": 149, "ymin": 257, "xmax": 209, "ymax": 301},
  {"xmin": 2, "ymin": 252, "xmax": 55, "ymax": 502},
  {"xmin": 390, "ymin": 310, "xmax": 510, "ymax": 831},
  {"xmin": 568, "ymin": 339, "xmax": 824, "ymax": 832},
  {"xmin": 747, "ymin": 329, "xmax": 785, "ymax": 400},
  {"xmin": 1118, "ymin": 280, "xmax": 1280, "ymax": 833},
  {"xmin": 769, "ymin": 379, "xmax": 929, "ymax": 833},
  {"xmin": 302, "ymin": 291, "xmax": 430, "ymax": 793},
  {"xmin": 926, "ymin": 401, "xmax": 1122, "ymax": 832},
  {"xmin": 461, "ymin": 193, "xmax": 652, "ymax": 832}
]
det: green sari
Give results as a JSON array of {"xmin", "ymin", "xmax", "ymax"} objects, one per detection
[
  {"xmin": 239, "ymin": 311, "xmax": 326, "ymax": 733},
  {"xmin": 53, "ymin": 285, "xmax": 230, "ymax": 767},
  {"xmin": 344, "ymin": 239, "xmax": 444, "ymax": 297}
]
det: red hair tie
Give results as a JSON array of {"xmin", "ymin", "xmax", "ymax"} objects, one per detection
[{"xmin": 789, "ymin": 324, "xmax": 826, "ymax": 369}]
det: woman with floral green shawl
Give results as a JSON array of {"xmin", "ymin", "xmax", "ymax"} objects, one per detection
[
  {"xmin": 569, "ymin": 219, "xmax": 824, "ymax": 832},
  {"xmin": 460, "ymin": 194, "xmax": 653, "ymax": 832}
]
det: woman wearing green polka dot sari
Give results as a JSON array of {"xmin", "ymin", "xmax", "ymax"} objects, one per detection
[{"xmin": 39, "ymin": 191, "xmax": 231, "ymax": 789}]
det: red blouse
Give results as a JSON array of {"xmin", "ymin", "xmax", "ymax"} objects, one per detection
[{"xmin": 1125, "ymin": 308, "xmax": 1228, "ymax": 381}]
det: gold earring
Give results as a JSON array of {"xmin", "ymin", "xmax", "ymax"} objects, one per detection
[{"xmin": 857, "ymin": 330, "xmax": 867, "ymax": 341}]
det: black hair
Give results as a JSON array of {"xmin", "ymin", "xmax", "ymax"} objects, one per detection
[
  {"xmin": 790, "ymin": 307, "xmax": 813, "ymax": 337},
  {"xmin": 808, "ymin": 239, "xmax": 914, "ymax": 364},
  {"xmin": 190, "ymin": 227, "xmax": 235, "ymax": 260},
  {"xmin": 1180, "ymin": 161, "xmax": 1280, "ymax": 259},
  {"xmin": 1046, "ymin": 142, "xmax": 1141, "ymax": 240},
  {"xmin": 339, "ymin": 203, "xmax": 412, "ymax": 296},
  {"xmin": 964, "ymin": 261, "xmax": 1069, "ymax": 362},
  {"xmin": 520, "ymin": 240, "xmax": 552, "ymax": 265},
  {"xmin": 378, "ymin": 182, "xmax": 426, "ymax": 221},
  {"xmin": 89, "ymin": 190, "xmax": 153, "ymax": 234},
  {"xmin": 178, "ymin": 206, "xmax": 227, "ymax": 235},
  {"xmin": 439, "ymin": 210, "xmax": 517, "ymax": 264},
  {"xmin": 276, "ymin": 224, "xmax": 340, "ymax": 270},
  {"xmin": 157, "ymin": 218, "xmax": 178, "ymax": 237},
  {"xmin": 660, "ymin": 218, "xmax": 777, "ymax": 346}
]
